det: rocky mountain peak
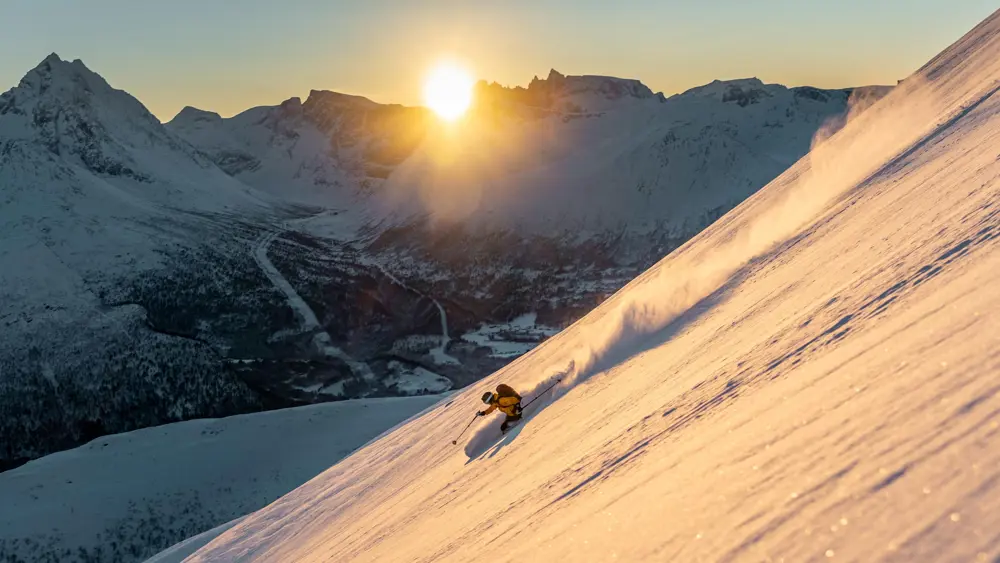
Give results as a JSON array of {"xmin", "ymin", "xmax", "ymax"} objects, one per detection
[{"xmin": 1, "ymin": 54, "xmax": 202, "ymax": 180}]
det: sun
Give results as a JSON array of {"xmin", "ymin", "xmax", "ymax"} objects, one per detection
[{"xmin": 423, "ymin": 62, "xmax": 474, "ymax": 121}]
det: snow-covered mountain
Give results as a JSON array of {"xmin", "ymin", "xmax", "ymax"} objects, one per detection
[
  {"xmin": 0, "ymin": 54, "xmax": 267, "ymax": 211},
  {"xmin": 378, "ymin": 72, "xmax": 872, "ymax": 234},
  {"xmin": 181, "ymin": 8, "xmax": 1000, "ymax": 562},
  {"xmin": 372, "ymin": 74, "xmax": 867, "ymax": 240},
  {"xmin": 0, "ymin": 394, "xmax": 443, "ymax": 563},
  {"xmin": 0, "ymin": 54, "xmax": 286, "ymax": 470},
  {"xmin": 475, "ymin": 68, "xmax": 667, "ymax": 114},
  {"xmin": 165, "ymin": 91, "xmax": 433, "ymax": 205},
  {"xmin": 170, "ymin": 68, "xmax": 870, "ymax": 234}
]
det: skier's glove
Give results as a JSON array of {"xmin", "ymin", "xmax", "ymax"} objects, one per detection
[{"xmin": 477, "ymin": 411, "xmax": 485, "ymax": 416}]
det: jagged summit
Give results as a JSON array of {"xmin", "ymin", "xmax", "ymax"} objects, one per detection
[
  {"xmin": 477, "ymin": 69, "xmax": 665, "ymax": 113},
  {"xmin": 3, "ymin": 54, "xmax": 153, "ymax": 120},
  {"xmin": 534, "ymin": 68, "xmax": 663, "ymax": 102},
  {"xmin": 0, "ymin": 53, "xmax": 192, "ymax": 181},
  {"xmin": 3, "ymin": 53, "xmax": 161, "ymax": 134},
  {"xmin": 0, "ymin": 52, "xmax": 263, "ymax": 201},
  {"xmin": 478, "ymin": 68, "xmax": 665, "ymax": 112},
  {"xmin": 28, "ymin": 53, "xmax": 102, "ymax": 84}
]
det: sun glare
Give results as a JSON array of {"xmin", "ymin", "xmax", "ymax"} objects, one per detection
[{"xmin": 423, "ymin": 62, "xmax": 474, "ymax": 121}]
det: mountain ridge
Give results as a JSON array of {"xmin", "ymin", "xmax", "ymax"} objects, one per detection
[{"xmin": 167, "ymin": 68, "xmax": 894, "ymax": 124}]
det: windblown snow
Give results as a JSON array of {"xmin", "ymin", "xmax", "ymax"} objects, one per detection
[{"xmin": 186, "ymin": 10, "xmax": 1000, "ymax": 562}]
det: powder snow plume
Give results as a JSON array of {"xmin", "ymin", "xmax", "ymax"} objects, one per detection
[{"xmin": 541, "ymin": 76, "xmax": 943, "ymax": 397}]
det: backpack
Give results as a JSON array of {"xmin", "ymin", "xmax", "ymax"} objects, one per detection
[{"xmin": 496, "ymin": 384, "xmax": 521, "ymax": 401}]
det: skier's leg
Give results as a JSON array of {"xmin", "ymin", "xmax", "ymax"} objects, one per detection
[{"xmin": 501, "ymin": 411, "xmax": 522, "ymax": 433}]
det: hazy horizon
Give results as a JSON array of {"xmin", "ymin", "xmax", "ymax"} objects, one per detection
[{"xmin": 3, "ymin": 0, "xmax": 996, "ymax": 121}]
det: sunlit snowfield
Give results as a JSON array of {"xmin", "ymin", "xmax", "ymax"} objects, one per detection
[{"xmin": 183, "ymin": 10, "xmax": 1000, "ymax": 563}]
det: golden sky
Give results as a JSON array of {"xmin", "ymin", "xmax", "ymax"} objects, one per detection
[{"xmin": 2, "ymin": 1, "xmax": 996, "ymax": 120}]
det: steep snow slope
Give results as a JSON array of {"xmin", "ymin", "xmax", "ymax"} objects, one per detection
[
  {"xmin": 0, "ymin": 395, "xmax": 443, "ymax": 563},
  {"xmin": 189, "ymin": 9, "xmax": 1000, "ymax": 562}
]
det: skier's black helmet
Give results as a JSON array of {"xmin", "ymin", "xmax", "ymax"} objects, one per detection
[{"xmin": 481, "ymin": 392, "xmax": 494, "ymax": 404}]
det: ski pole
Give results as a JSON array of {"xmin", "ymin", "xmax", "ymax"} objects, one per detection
[
  {"xmin": 521, "ymin": 378, "xmax": 563, "ymax": 410},
  {"xmin": 451, "ymin": 413, "xmax": 479, "ymax": 445}
]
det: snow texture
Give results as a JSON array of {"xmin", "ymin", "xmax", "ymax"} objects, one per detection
[
  {"xmin": 0, "ymin": 395, "xmax": 443, "ymax": 562},
  {"xmin": 186, "ymin": 10, "xmax": 1000, "ymax": 562}
]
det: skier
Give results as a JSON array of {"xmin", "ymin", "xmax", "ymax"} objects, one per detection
[{"xmin": 478, "ymin": 383, "xmax": 523, "ymax": 432}]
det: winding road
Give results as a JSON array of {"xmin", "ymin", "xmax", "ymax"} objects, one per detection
[
  {"xmin": 365, "ymin": 260, "xmax": 459, "ymax": 366},
  {"xmin": 253, "ymin": 211, "xmax": 374, "ymax": 381}
]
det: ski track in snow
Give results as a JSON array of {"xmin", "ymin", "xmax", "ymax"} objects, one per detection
[
  {"xmin": 252, "ymin": 210, "xmax": 374, "ymax": 380},
  {"xmin": 187, "ymin": 11, "xmax": 1000, "ymax": 563}
]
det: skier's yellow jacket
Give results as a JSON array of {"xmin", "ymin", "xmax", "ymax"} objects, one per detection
[
  {"xmin": 482, "ymin": 394, "xmax": 521, "ymax": 416},
  {"xmin": 483, "ymin": 384, "xmax": 522, "ymax": 416}
]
